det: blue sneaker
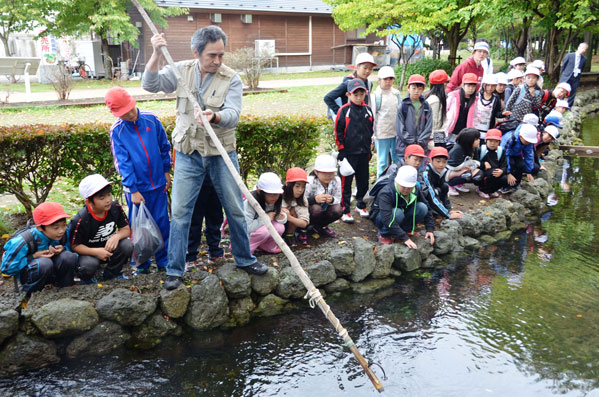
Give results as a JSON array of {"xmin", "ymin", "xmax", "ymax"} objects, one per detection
[
  {"xmin": 116, "ymin": 274, "xmax": 129, "ymax": 280},
  {"xmin": 80, "ymin": 277, "xmax": 98, "ymax": 285}
]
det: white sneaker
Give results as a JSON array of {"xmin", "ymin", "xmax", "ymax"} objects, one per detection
[
  {"xmin": 448, "ymin": 186, "xmax": 459, "ymax": 196},
  {"xmin": 341, "ymin": 213, "xmax": 355, "ymax": 224},
  {"xmin": 455, "ymin": 184, "xmax": 470, "ymax": 193},
  {"xmin": 355, "ymin": 207, "xmax": 369, "ymax": 218}
]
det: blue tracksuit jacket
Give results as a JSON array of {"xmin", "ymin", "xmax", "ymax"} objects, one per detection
[{"xmin": 110, "ymin": 109, "xmax": 172, "ymax": 194}]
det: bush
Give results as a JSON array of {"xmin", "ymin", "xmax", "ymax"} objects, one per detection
[
  {"xmin": 0, "ymin": 116, "xmax": 327, "ymax": 215},
  {"xmin": 396, "ymin": 58, "xmax": 454, "ymax": 87},
  {"xmin": 225, "ymin": 47, "xmax": 271, "ymax": 90}
]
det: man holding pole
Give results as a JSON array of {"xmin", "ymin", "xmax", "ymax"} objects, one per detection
[{"xmin": 142, "ymin": 26, "xmax": 268, "ymax": 290}]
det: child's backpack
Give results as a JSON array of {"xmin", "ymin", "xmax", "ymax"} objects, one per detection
[
  {"xmin": 374, "ymin": 91, "xmax": 401, "ymax": 112},
  {"xmin": 1, "ymin": 220, "xmax": 37, "ymax": 277},
  {"xmin": 479, "ymin": 145, "xmax": 503, "ymax": 161}
]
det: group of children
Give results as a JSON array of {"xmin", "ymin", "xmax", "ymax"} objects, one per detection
[{"xmin": 321, "ymin": 52, "xmax": 568, "ymax": 246}]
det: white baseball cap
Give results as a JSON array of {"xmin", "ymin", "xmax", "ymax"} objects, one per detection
[
  {"xmin": 257, "ymin": 172, "xmax": 284, "ymax": 194},
  {"xmin": 525, "ymin": 66, "xmax": 541, "ymax": 77},
  {"xmin": 507, "ymin": 69, "xmax": 524, "ymax": 80},
  {"xmin": 510, "ymin": 56, "xmax": 526, "ymax": 66},
  {"xmin": 519, "ymin": 124, "xmax": 538, "ymax": 144},
  {"xmin": 544, "ymin": 125, "xmax": 560, "ymax": 140},
  {"xmin": 354, "ymin": 52, "xmax": 377, "ymax": 66},
  {"xmin": 523, "ymin": 113, "xmax": 539, "ymax": 126},
  {"xmin": 473, "ymin": 41, "xmax": 490, "ymax": 53},
  {"xmin": 377, "ymin": 66, "xmax": 395, "ymax": 80},
  {"xmin": 556, "ymin": 82, "xmax": 571, "ymax": 94},
  {"xmin": 555, "ymin": 99, "xmax": 570, "ymax": 108},
  {"xmin": 394, "ymin": 166, "xmax": 418, "ymax": 188},
  {"xmin": 531, "ymin": 60, "xmax": 545, "ymax": 70},
  {"xmin": 495, "ymin": 72, "xmax": 508, "ymax": 85},
  {"xmin": 79, "ymin": 174, "xmax": 113, "ymax": 199},
  {"xmin": 482, "ymin": 74, "xmax": 498, "ymax": 85},
  {"xmin": 314, "ymin": 154, "xmax": 337, "ymax": 173}
]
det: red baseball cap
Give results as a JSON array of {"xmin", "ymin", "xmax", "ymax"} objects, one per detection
[
  {"xmin": 486, "ymin": 129, "xmax": 502, "ymax": 141},
  {"xmin": 285, "ymin": 167, "xmax": 308, "ymax": 183},
  {"xmin": 405, "ymin": 144, "xmax": 427, "ymax": 158},
  {"xmin": 33, "ymin": 202, "xmax": 69, "ymax": 226},
  {"xmin": 105, "ymin": 87, "xmax": 137, "ymax": 117},
  {"xmin": 462, "ymin": 73, "xmax": 478, "ymax": 85},
  {"xmin": 429, "ymin": 70, "xmax": 450, "ymax": 85},
  {"xmin": 429, "ymin": 146, "xmax": 449, "ymax": 159},
  {"xmin": 407, "ymin": 74, "xmax": 426, "ymax": 86}
]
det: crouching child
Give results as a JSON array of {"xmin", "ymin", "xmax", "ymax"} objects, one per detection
[
  {"xmin": 501, "ymin": 124, "xmax": 539, "ymax": 192},
  {"xmin": 69, "ymin": 174, "xmax": 132, "ymax": 282},
  {"xmin": 1, "ymin": 202, "xmax": 77, "ymax": 293},
  {"xmin": 476, "ymin": 128, "xmax": 508, "ymax": 198},
  {"xmin": 422, "ymin": 147, "xmax": 463, "ymax": 219},
  {"xmin": 370, "ymin": 166, "xmax": 435, "ymax": 249}
]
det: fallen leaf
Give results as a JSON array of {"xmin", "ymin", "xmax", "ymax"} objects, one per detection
[
  {"xmin": 160, "ymin": 280, "xmax": 164, "ymax": 284},
  {"xmin": 22, "ymin": 302, "xmax": 28, "ymax": 309},
  {"xmin": 219, "ymin": 280, "xmax": 224, "ymax": 287},
  {"xmin": 97, "ymin": 283, "xmax": 103, "ymax": 287},
  {"xmin": 163, "ymin": 314, "xmax": 170, "ymax": 321},
  {"xmin": 577, "ymin": 314, "xmax": 583, "ymax": 318},
  {"xmin": 338, "ymin": 240, "xmax": 346, "ymax": 245},
  {"xmin": 208, "ymin": 268, "xmax": 213, "ymax": 273}
]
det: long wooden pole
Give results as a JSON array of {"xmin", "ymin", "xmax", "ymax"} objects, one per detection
[{"xmin": 130, "ymin": 0, "xmax": 383, "ymax": 391}]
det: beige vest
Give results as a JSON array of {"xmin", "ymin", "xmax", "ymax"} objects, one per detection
[{"xmin": 172, "ymin": 60, "xmax": 237, "ymax": 156}]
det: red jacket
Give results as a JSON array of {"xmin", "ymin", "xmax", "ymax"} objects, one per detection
[{"xmin": 446, "ymin": 57, "xmax": 484, "ymax": 93}]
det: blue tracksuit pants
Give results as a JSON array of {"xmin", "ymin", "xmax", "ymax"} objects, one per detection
[{"xmin": 126, "ymin": 186, "xmax": 170, "ymax": 269}]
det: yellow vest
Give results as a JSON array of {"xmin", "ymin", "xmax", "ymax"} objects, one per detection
[{"xmin": 173, "ymin": 60, "xmax": 237, "ymax": 156}]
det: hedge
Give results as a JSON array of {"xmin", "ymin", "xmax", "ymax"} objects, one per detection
[
  {"xmin": 0, "ymin": 116, "xmax": 328, "ymax": 216},
  {"xmin": 396, "ymin": 58, "xmax": 454, "ymax": 87}
]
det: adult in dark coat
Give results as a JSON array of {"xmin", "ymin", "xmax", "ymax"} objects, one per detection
[{"xmin": 560, "ymin": 43, "xmax": 588, "ymax": 107}]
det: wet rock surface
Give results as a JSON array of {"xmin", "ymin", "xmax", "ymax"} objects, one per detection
[
  {"xmin": 130, "ymin": 311, "xmax": 177, "ymax": 350},
  {"xmin": 66, "ymin": 321, "xmax": 130, "ymax": 359},
  {"xmin": 31, "ymin": 299, "xmax": 98, "ymax": 338},
  {"xmin": 350, "ymin": 238, "xmax": 376, "ymax": 282},
  {"xmin": 184, "ymin": 274, "xmax": 229, "ymax": 330},
  {"xmin": 393, "ymin": 244, "xmax": 421, "ymax": 272},
  {"xmin": 253, "ymin": 294, "xmax": 289, "ymax": 318},
  {"xmin": 372, "ymin": 244, "xmax": 394, "ymax": 279},
  {"xmin": 159, "ymin": 284, "xmax": 190, "ymax": 319},
  {"xmin": 328, "ymin": 247, "xmax": 356, "ymax": 277},
  {"xmin": 0, "ymin": 310, "xmax": 19, "ymax": 345},
  {"xmin": 215, "ymin": 263, "xmax": 252, "ymax": 299},
  {"xmin": 96, "ymin": 289, "xmax": 157, "ymax": 327},
  {"xmin": 0, "ymin": 333, "xmax": 59, "ymax": 376},
  {"xmin": 251, "ymin": 267, "xmax": 279, "ymax": 296}
]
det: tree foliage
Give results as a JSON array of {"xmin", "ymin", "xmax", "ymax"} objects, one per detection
[{"xmin": 0, "ymin": 0, "xmax": 45, "ymax": 58}]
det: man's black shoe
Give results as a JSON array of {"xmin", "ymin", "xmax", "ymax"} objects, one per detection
[
  {"xmin": 164, "ymin": 275, "xmax": 182, "ymax": 290},
  {"xmin": 241, "ymin": 262, "xmax": 268, "ymax": 275}
]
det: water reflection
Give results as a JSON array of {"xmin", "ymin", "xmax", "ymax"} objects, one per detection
[{"xmin": 2, "ymin": 124, "xmax": 599, "ymax": 396}]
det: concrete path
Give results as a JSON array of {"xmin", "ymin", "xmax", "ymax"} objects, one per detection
[{"xmin": 2, "ymin": 76, "xmax": 340, "ymax": 104}]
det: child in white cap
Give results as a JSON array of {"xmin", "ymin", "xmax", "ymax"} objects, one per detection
[
  {"xmin": 505, "ymin": 69, "xmax": 524, "ymax": 103},
  {"xmin": 305, "ymin": 155, "xmax": 343, "ymax": 238},
  {"xmin": 371, "ymin": 66, "xmax": 401, "ymax": 177},
  {"xmin": 69, "ymin": 174, "xmax": 132, "ymax": 282},
  {"xmin": 370, "ymin": 166, "xmax": 435, "ymax": 248},
  {"xmin": 245, "ymin": 172, "xmax": 287, "ymax": 254},
  {"xmin": 500, "ymin": 123, "xmax": 539, "ymax": 192},
  {"xmin": 505, "ymin": 67, "xmax": 543, "ymax": 122},
  {"xmin": 508, "ymin": 56, "xmax": 527, "ymax": 72}
]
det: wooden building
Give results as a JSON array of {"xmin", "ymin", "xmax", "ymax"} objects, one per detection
[{"xmin": 125, "ymin": 0, "xmax": 380, "ymax": 73}]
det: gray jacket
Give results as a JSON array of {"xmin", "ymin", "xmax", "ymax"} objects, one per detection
[{"xmin": 395, "ymin": 96, "xmax": 433, "ymax": 158}]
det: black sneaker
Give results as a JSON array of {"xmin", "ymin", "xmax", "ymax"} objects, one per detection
[
  {"xmin": 241, "ymin": 262, "xmax": 268, "ymax": 275},
  {"xmin": 164, "ymin": 275, "xmax": 182, "ymax": 290},
  {"xmin": 284, "ymin": 233, "xmax": 297, "ymax": 247}
]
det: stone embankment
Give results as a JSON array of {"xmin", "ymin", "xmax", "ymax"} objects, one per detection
[{"xmin": 0, "ymin": 89, "xmax": 597, "ymax": 376}]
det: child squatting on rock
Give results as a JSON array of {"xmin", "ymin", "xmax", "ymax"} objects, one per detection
[
  {"xmin": 69, "ymin": 174, "xmax": 132, "ymax": 282},
  {"xmin": 371, "ymin": 165, "xmax": 435, "ymax": 249},
  {"xmin": 422, "ymin": 146, "xmax": 464, "ymax": 219},
  {"xmin": 305, "ymin": 154, "xmax": 343, "ymax": 238},
  {"xmin": 245, "ymin": 172, "xmax": 287, "ymax": 254},
  {"xmin": 282, "ymin": 167, "xmax": 310, "ymax": 247},
  {"xmin": 1, "ymin": 202, "xmax": 78, "ymax": 293}
]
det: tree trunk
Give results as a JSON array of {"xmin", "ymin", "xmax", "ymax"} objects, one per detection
[
  {"xmin": 101, "ymin": 36, "xmax": 113, "ymax": 80},
  {"xmin": 583, "ymin": 31, "xmax": 593, "ymax": 72},
  {"xmin": 516, "ymin": 24, "xmax": 529, "ymax": 57},
  {"xmin": 446, "ymin": 25, "xmax": 461, "ymax": 67}
]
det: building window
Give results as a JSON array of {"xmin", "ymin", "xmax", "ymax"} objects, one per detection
[{"xmin": 348, "ymin": 28, "xmax": 366, "ymax": 40}]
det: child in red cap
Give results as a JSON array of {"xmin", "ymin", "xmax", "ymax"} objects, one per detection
[
  {"xmin": 445, "ymin": 73, "xmax": 478, "ymax": 141},
  {"xmin": 282, "ymin": 167, "xmax": 310, "ymax": 246},
  {"xmin": 395, "ymin": 74, "xmax": 432, "ymax": 161},
  {"xmin": 1, "ymin": 202, "xmax": 77, "ymax": 292},
  {"xmin": 477, "ymin": 128, "xmax": 508, "ymax": 198},
  {"xmin": 422, "ymin": 147, "xmax": 463, "ymax": 219},
  {"xmin": 105, "ymin": 87, "xmax": 172, "ymax": 274}
]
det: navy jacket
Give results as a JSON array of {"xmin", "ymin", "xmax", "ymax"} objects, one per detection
[
  {"xmin": 560, "ymin": 52, "xmax": 587, "ymax": 82},
  {"xmin": 324, "ymin": 75, "xmax": 372, "ymax": 115},
  {"xmin": 334, "ymin": 100, "xmax": 374, "ymax": 155}
]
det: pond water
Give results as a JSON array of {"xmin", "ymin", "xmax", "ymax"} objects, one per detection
[{"xmin": 1, "ymin": 117, "xmax": 599, "ymax": 397}]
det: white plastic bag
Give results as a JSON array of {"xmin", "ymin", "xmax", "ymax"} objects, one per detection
[
  {"xmin": 131, "ymin": 202, "xmax": 164, "ymax": 266},
  {"xmin": 339, "ymin": 158, "xmax": 355, "ymax": 176}
]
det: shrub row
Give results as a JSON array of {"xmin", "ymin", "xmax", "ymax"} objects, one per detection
[
  {"xmin": 0, "ymin": 116, "xmax": 328, "ymax": 216},
  {"xmin": 396, "ymin": 58, "xmax": 454, "ymax": 87}
]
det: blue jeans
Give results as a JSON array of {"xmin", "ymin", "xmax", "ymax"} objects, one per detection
[
  {"xmin": 375, "ymin": 138, "xmax": 399, "ymax": 178},
  {"xmin": 167, "ymin": 150, "xmax": 256, "ymax": 277},
  {"xmin": 375, "ymin": 202, "xmax": 428, "ymax": 237}
]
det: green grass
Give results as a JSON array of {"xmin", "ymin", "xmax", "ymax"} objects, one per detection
[
  {"xmin": 0, "ymin": 79, "xmax": 142, "ymax": 93},
  {"xmin": 0, "ymin": 178, "xmax": 82, "ymax": 216}
]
